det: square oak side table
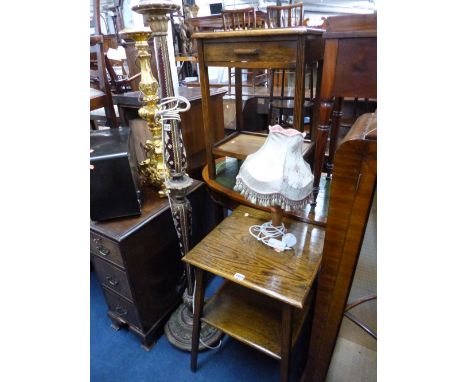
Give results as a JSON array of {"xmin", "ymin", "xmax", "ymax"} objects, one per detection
[{"xmin": 183, "ymin": 205, "xmax": 325, "ymax": 382}]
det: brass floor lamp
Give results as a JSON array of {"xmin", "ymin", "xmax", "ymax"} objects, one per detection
[{"xmin": 127, "ymin": 0, "xmax": 222, "ymax": 351}]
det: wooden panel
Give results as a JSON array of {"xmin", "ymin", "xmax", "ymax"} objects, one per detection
[
  {"xmin": 184, "ymin": 206, "xmax": 324, "ymax": 308},
  {"xmin": 302, "ymin": 113, "xmax": 377, "ymax": 382},
  {"xmin": 203, "ymin": 39, "xmax": 298, "ymax": 68},
  {"xmin": 333, "ymin": 38, "xmax": 377, "ymax": 98},
  {"xmin": 212, "ymin": 132, "xmax": 313, "ymax": 160},
  {"xmin": 202, "ymin": 281, "xmax": 307, "ymax": 359},
  {"xmin": 90, "ymin": 232, "xmax": 124, "ymax": 268},
  {"xmin": 93, "ymin": 255, "xmax": 132, "ymax": 301},
  {"xmin": 193, "ymin": 27, "xmax": 322, "ymax": 39}
]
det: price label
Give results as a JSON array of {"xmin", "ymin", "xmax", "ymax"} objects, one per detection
[{"xmin": 234, "ymin": 273, "xmax": 245, "ymax": 281}]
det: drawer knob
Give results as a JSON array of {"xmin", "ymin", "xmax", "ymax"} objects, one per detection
[
  {"xmin": 115, "ymin": 305, "xmax": 128, "ymax": 317},
  {"xmin": 234, "ymin": 48, "xmax": 259, "ymax": 56},
  {"xmin": 106, "ymin": 275, "xmax": 119, "ymax": 287},
  {"xmin": 96, "ymin": 245, "xmax": 110, "ymax": 257}
]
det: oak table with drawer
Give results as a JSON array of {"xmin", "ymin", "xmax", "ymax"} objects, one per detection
[
  {"xmin": 193, "ymin": 27, "xmax": 324, "ymax": 182},
  {"xmin": 184, "ymin": 205, "xmax": 325, "ymax": 382},
  {"xmin": 90, "ymin": 181, "xmax": 215, "ymax": 350}
]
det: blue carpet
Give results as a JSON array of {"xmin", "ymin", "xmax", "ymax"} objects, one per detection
[{"xmin": 91, "ymin": 271, "xmax": 309, "ymax": 381}]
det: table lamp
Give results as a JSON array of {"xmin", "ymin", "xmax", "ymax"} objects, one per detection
[{"xmin": 234, "ymin": 124, "xmax": 314, "ymax": 251}]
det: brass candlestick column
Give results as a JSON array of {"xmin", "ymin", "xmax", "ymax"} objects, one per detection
[
  {"xmin": 133, "ymin": 0, "xmax": 222, "ymax": 351},
  {"xmin": 119, "ymin": 27, "xmax": 167, "ymax": 196}
]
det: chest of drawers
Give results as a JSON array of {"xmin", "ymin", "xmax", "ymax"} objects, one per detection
[{"xmin": 90, "ymin": 181, "xmax": 216, "ymax": 350}]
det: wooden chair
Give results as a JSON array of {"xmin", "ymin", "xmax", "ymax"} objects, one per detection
[
  {"xmin": 90, "ymin": 0, "xmax": 118, "ymax": 129},
  {"xmin": 221, "ymin": 7, "xmax": 266, "ymax": 94},
  {"xmin": 104, "ymin": 54, "xmax": 141, "ymax": 94},
  {"xmin": 222, "ymin": 7, "xmax": 257, "ymax": 31},
  {"xmin": 265, "ymin": 3, "xmax": 314, "ymax": 131}
]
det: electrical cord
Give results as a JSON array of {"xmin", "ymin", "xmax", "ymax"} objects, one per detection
[
  {"xmin": 152, "ymin": 95, "xmax": 221, "ymax": 350},
  {"xmin": 249, "ymin": 221, "xmax": 296, "ymax": 251}
]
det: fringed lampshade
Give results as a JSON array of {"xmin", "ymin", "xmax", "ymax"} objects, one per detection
[{"xmin": 234, "ymin": 125, "xmax": 314, "ymax": 250}]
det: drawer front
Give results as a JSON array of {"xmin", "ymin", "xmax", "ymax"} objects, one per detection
[
  {"xmin": 203, "ymin": 39, "xmax": 298, "ymax": 68},
  {"xmin": 102, "ymin": 286, "xmax": 141, "ymax": 328},
  {"xmin": 93, "ymin": 255, "xmax": 132, "ymax": 301},
  {"xmin": 90, "ymin": 231, "xmax": 124, "ymax": 268}
]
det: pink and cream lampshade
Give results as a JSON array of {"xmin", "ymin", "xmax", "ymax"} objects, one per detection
[{"xmin": 234, "ymin": 125, "xmax": 314, "ymax": 251}]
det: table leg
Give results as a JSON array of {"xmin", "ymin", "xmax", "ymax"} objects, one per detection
[
  {"xmin": 197, "ymin": 41, "xmax": 216, "ymax": 179},
  {"xmin": 312, "ymin": 99, "xmax": 333, "ymax": 203},
  {"xmin": 280, "ymin": 304, "xmax": 293, "ymax": 382},
  {"xmin": 190, "ymin": 267, "xmax": 205, "ymax": 372},
  {"xmin": 326, "ymin": 97, "xmax": 344, "ymax": 179},
  {"xmin": 293, "ymin": 36, "xmax": 306, "ymax": 132},
  {"xmin": 235, "ymin": 68, "xmax": 243, "ymax": 132}
]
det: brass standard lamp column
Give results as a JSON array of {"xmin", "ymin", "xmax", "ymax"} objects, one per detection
[
  {"xmin": 119, "ymin": 27, "xmax": 167, "ymax": 196},
  {"xmin": 132, "ymin": 0, "xmax": 222, "ymax": 351}
]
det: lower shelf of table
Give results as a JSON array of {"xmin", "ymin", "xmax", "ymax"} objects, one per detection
[
  {"xmin": 212, "ymin": 131, "xmax": 313, "ymax": 161},
  {"xmin": 202, "ymin": 280, "xmax": 310, "ymax": 360}
]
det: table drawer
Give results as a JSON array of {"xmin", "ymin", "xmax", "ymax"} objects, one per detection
[
  {"xmin": 103, "ymin": 286, "xmax": 141, "ymax": 328},
  {"xmin": 203, "ymin": 39, "xmax": 298, "ymax": 68},
  {"xmin": 93, "ymin": 255, "xmax": 132, "ymax": 301},
  {"xmin": 90, "ymin": 231, "xmax": 124, "ymax": 268}
]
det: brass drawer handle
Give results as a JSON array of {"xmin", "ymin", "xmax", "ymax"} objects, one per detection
[
  {"xmin": 106, "ymin": 275, "xmax": 119, "ymax": 287},
  {"xmin": 234, "ymin": 48, "xmax": 259, "ymax": 56},
  {"xmin": 115, "ymin": 305, "xmax": 128, "ymax": 317},
  {"xmin": 96, "ymin": 245, "xmax": 110, "ymax": 257}
]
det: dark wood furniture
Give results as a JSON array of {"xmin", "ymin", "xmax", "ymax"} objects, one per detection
[
  {"xmin": 112, "ymin": 86, "xmax": 226, "ymax": 178},
  {"xmin": 90, "ymin": 181, "xmax": 216, "ymax": 350},
  {"xmin": 311, "ymin": 13, "xmax": 376, "ymax": 202},
  {"xmin": 301, "ymin": 112, "xmax": 377, "ymax": 381},
  {"xmin": 184, "ymin": 205, "xmax": 325, "ymax": 382},
  {"xmin": 90, "ymin": 0, "xmax": 118, "ymax": 129}
]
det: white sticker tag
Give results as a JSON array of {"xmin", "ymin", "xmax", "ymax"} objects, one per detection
[
  {"xmin": 234, "ymin": 273, "xmax": 245, "ymax": 281},
  {"xmin": 164, "ymin": 124, "xmax": 171, "ymax": 131}
]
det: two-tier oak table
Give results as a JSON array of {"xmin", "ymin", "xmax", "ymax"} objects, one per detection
[{"xmin": 183, "ymin": 205, "xmax": 325, "ymax": 381}]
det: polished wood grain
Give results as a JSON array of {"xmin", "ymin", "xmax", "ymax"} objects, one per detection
[
  {"xmin": 301, "ymin": 112, "xmax": 377, "ymax": 382},
  {"xmin": 193, "ymin": 26, "xmax": 323, "ymax": 39},
  {"xmin": 183, "ymin": 205, "xmax": 324, "ymax": 308},
  {"xmin": 201, "ymin": 281, "xmax": 308, "ymax": 360},
  {"xmin": 212, "ymin": 132, "xmax": 312, "ymax": 160}
]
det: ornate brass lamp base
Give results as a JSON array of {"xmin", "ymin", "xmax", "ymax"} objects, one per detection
[{"xmin": 164, "ymin": 289, "xmax": 223, "ymax": 351}]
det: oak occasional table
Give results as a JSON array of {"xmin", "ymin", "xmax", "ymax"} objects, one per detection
[
  {"xmin": 193, "ymin": 27, "xmax": 324, "ymax": 181},
  {"xmin": 183, "ymin": 205, "xmax": 325, "ymax": 382}
]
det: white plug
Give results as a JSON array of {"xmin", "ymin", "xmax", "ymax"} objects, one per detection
[{"xmin": 282, "ymin": 233, "xmax": 297, "ymax": 248}]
